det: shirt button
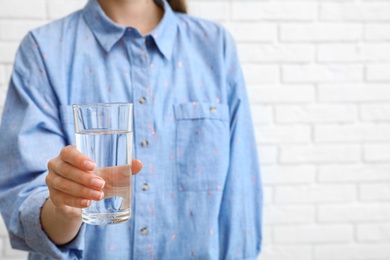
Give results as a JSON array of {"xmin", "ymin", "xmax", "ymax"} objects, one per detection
[
  {"xmin": 140, "ymin": 227, "xmax": 148, "ymax": 235},
  {"xmin": 141, "ymin": 140, "xmax": 149, "ymax": 147},
  {"xmin": 142, "ymin": 183, "xmax": 149, "ymax": 191},
  {"xmin": 210, "ymin": 106, "xmax": 217, "ymax": 113},
  {"xmin": 139, "ymin": 97, "xmax": 147, "ymax": 104}
]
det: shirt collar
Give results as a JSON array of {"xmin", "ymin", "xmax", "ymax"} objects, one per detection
[
  {"xmin": 82, "ymin": 0, "xmax": 178, "ymax": 59},
  {"xmin": 148, "ymin": 0, "xmax": 178, "ymax": 60}
]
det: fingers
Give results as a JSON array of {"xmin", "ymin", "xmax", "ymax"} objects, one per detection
[
  {"xmin": 49, "ymin": 188, "xmax": 92, "ymax": 209},
  {"xmin": 132, "ymin": 159, "xmax": 143, "ymax": 175},
  {"xmin": 51, "ymin": 157, "xmax": 105, "ymax": 189},
  {"xmin": 50, "ymin": 172, "xmax": 104, "ymax": 200},
  {"xmin": 60, "ymin": 145, "xmax": 96, "ymax": 172},
  {"xmin": 46, "ymin": 145, "xmax": 143, "ymax": 211},
  {"xmin": 46, "ymin": 166, "xmax": 104, "ymax": 209},
  {"xmin": 46, "ymin": 146, "xmax": 105, "ymax": 210}
]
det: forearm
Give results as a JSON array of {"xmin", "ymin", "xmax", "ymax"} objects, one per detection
[{"xmin": 40, "ymin": 198, "xmax": 83, "ymax": 246}]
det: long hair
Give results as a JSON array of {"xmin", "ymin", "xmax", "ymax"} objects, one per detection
[{"xmin": 168, "ymin": 0, "xmax": 187, "ymax": 13}]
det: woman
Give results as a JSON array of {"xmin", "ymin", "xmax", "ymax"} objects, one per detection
[{"xmin": 0, "ymin": 0, "xmax": 262, "ymax": 259}]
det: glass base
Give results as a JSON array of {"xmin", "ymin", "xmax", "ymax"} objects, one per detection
[{"xmin": 82, "ymin": 210, "xmax": 131, "ymax": 225}]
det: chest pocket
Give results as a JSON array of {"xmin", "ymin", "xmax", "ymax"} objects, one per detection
[
  {"xmin": 59, "ymin": 105, "xmax": 76, "ymax": 146},
  {"xmin": 174, "ymin": 102, "xmax": 230, "ymax": 191}
]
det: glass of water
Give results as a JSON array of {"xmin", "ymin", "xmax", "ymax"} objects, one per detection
[{"xmin": 72, "ymin": 103, "xmax": 133, "ymax": 225}]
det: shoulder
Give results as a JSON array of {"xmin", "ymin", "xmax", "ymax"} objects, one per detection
[
  {"xmin": 27, "ymin": 10, "xmax": 83, "ymax": 45},
  {"xmin": 176, "ymin": 13, "xmax": 223, "ymax": 35},
  {"xmin": 14, "ymin": 10, "xmax": 83, "ymax": 74},
  {"xmin": 175, "ymin": 13, "xmax": 236, "ymax": 50}
]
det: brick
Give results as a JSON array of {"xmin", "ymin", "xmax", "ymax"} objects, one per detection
[
  {"xmin": 361, "ymin": 104, "xmax": 390, "ymax": 121},
  {"xmin": 320, "ymin": 3, "xmax": 390, "ymax": 22},
  {"xmin": 261, "ymin": 226, "xmax": 272, "ymax": 246},
  {"xmin": 0, "ymin": 216, "xmax": 7, "ymax": 236},
  {"xmin": 320, "ymin": 3, "xmax": 353, "ymax": 21},
  {"xmin": 258, "ymin": 245, "xmax": 312, "ymax": 260},
  {"xmin": 318, "ymin": 204, "xmax": 390, "ymax": 222},
  {"xmin": 232, "ymin": 2, "xmax": 317, "ymax": 21},
  {"xmin": 263, "ymin": 205, "xmax": 315, "ymax": 225},
  {"xmin": 364, "ymin": 143, "xmax": 390, "ymax": 162},
  {"xmin": 251, "ymin": 105, "xmax": 273, "ymax": 125},
  {"xmin": 256, "ymin": 125, "xmax": 311, "ymax": 144},
  {"xmin": 282, "ymin": 64, "xmax": 363, "ymax": 83},
  {"xmin": 186, "ymin": 1, "xmax": 197, "ymax": 16},
  {"xmin": 257, "ymin": 145, "xmax": 278, "ymax": 165},
  {"xmin": 249, "ymin": 85, "xmax": 316, "ymax": 104},
  {"xmin": 319, "ymin": 83, "xmax": 390, "ymax": 102},
  {"xmin": 5, "ymin": 65, "xmax": 13, "ymax": 81},
  {"xmin": 195, "ymin": 2, "xmax": 229, "ymax": 21},
  {"xmin": 365, "ymin": 23, "xmax": 390, "ymax": 41},
  {"xmin": 366, "ymin": 64, "xmax": 390, "ymax": 81},
  {"xmin": 0, "ymin": 65, "xmax": 5, "ymax": 86},
  {"xmin": 280, "ymin": 23, "xmax": 362, "ymax": 42},
  {"xmin": 0, "ymin": 42, "xmax": 19, "ymax": 63},
  {"xmin": 263, "ymin": 186, "xmax": 273, "ymax": 205},
  {"xmin": 364, "ymin": 44, "xmax": 390, "ymax": 62},
  {"xmin": 357, "ymin": 223, "xmax": 390, "ymax": 241},
  {"xmin": 0, "ymin": 0, "xmax": 46, "ymax": 19},
  {"xmin": 319, "ymin": 164, "xmax": 390, "ymax": 182},
  {"xmin": 360, "ymin": 183, "xmax": 390, "ymax": 201},
  {"xmin": 0, "ymin": 19, "xmax": 47, "ymax": 41},
  {"xmin": 280, "ymin": 144, "xmax": 361, "ymax": 163},
  {"xmin": 262, "ymin": 165, "xmax": 316, "ymax": 185},
  {"xmin": 274, "ymin": 225, "xmax": 353, "ymax": 244},
  {"xmin": 314, "ymin": 244, "xmax": 390, "ymax": 260},
  {"xmin": 275, "ymin": 104, "xmax": 358, "ymax": 123},
  {"xmin": 0, "ymin": 87, "xmax": 6, "ymax": 116},
  {"xmin": 275, "ymin": 184, "xmax": 356, "ymax": 204},
  {"xmin": 317, "ymin": 44, "xmax": 363, "ymax": 62},
  {"xmin": 242, "ymin": 64, "xmax": 279, "ymax": 85},
  {"xmin": 237, "ymin": 43, "xmax": 314, "ymax": 63},
  {"xmin": 48, "ymin": 0, "xmax": 87, "ymax": 19},
  {"xmin": 315, "ymin": 124, "xmax": 390, "ymax": 142},
  {"xmin": 226, "ymin": 23, "xmax": 277, "ymax": 43}
]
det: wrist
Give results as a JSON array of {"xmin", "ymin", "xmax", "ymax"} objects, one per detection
[{"xmin": 47, "ymin": 198, "xmax": 82, "ymax": 223}]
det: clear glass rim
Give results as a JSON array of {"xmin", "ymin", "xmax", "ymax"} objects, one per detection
[{"xmin": 72, "ymin": 102, "xmax": 133, "ymax": 109}]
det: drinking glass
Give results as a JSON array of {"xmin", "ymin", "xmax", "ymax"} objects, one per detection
[{"xmin": 72, "ymin": 103, "xmax": 133, "ymax": 225}]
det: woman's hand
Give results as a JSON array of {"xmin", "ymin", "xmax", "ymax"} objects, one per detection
[{"xmin": 46, "ymin": 145, "xmax": 142, "ymax": 220}]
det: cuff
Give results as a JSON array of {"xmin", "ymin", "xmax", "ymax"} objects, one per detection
[{"xmin": 19, "ymin": 189, "xmax": 85, "ymax": 259}]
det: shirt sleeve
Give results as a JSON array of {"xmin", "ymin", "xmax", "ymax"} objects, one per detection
[
  {"xmin": 0, "ymin": 32, "xmax": 85, "ymax": 259},
  {"xmin": 218, "ymin": 29, "xmax": 263, "ymax": 259}
]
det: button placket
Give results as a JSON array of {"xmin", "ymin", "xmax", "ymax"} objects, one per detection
[{"xmin": 128, "ymin": 35, "xmax": 154, "ymax": 258}]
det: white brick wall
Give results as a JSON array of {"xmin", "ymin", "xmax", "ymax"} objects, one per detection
[{"xmin": 0, "ymin": 0, "xmax": 389, "ymax": 259}]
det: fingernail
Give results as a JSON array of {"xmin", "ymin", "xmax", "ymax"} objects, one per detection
[
  {"xmin": 81, "ymin": 199, "xmax": 91, "ymax": 207},
  {"xmin": 90, "ymin": 190, "xmax": 103, "ymax": 200},
  {"xmin": 90, "ymin": 178, "xmax": 105, "ymax": 189},
  {"xmin": 84, "ymin": 160, "xmax": 96, "ymax": 170},
  {"xmin": 135, "ymin": 159, "xmax": 143, "ymax": 168}
]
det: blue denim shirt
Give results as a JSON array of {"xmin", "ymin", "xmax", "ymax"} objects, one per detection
[{"xmin": 0, "ymin": 0, "xmax": 262, "ymax": 259}]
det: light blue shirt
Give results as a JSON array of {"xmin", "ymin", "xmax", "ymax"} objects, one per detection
[{"xmin": 0, "ymin": 0, "xmax": 262, "ymax": 259}]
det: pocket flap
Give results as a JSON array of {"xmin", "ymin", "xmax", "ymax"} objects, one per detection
[{"xmin": 174, "ymin": 102, "xmax": 229, "ymax": 121}]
